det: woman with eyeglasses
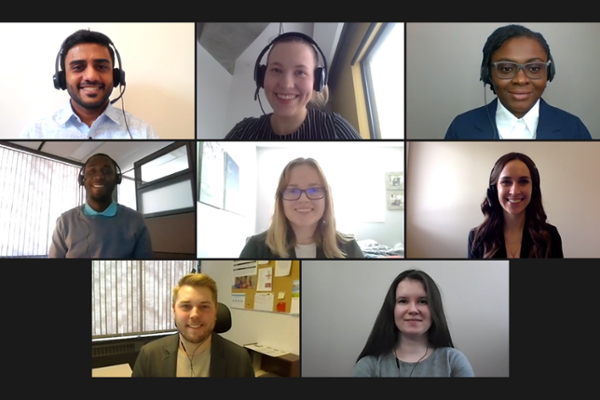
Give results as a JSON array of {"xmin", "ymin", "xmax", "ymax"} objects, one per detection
[
  {"xmin": 239, "ymin": 157, "xmax": 364, "ymax": 258},
  {"xmin": 445, "ymin": 24, "xmax": 591, "ymax": 140}
]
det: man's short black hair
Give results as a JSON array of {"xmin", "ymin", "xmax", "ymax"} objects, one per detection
[{"xmin": 60, "ymin": 30, "xmax": 116, "ymax": 72}]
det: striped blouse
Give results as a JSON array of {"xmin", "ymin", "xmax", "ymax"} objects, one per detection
[{"xmin": 224, "ymin": 108, "xmax": 363, "ymax": 140}]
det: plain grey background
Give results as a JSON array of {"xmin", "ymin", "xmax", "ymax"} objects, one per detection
[
  {"xmin": 406, "ymin": 23, "xmax": 600, "ymax": 139},
  {"xmin": 301, "ymin": 260, "xmax": 509, "ymax": 377}
]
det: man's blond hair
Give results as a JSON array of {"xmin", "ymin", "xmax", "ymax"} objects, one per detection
[{"xmin": 172, "ymin": 273, "xmax": 218, "ymax": 306}]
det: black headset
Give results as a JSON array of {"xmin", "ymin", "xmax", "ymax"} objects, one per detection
[
  {"xmin": 486, "ymin": 153, "xmax": 540, "ymax": 207},
  {"xmin": 53, "ymin": 32, "xmax": 126, "ymax": 92},
  {"xmin": 253, "ymin": 32, "xmax": 328, "ymax": 100},
  {"xmin": 78, "ymin": 153, "xmax": 122, "ymax": 186}
]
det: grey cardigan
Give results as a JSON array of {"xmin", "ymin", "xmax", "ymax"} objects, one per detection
[{"xmin": 239, "ymin": 230, "xmax": 364, "ymax": 259}]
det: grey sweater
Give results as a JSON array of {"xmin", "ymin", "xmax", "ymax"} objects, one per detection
[
  {"xmin": 354, "ymin": 347, "xmax": 474, "ymax": 377},
  {"xmin": 49, "ymin": 204, "xmax": 153, "ymax": 258}
]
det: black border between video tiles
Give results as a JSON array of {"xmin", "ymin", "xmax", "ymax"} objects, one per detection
[{"xmin": 6, "ymin": 14, "xmax": 595, "ymax": 24}]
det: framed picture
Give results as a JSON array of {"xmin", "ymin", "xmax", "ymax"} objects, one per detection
[
  {"xmin": 386, "ymin": 190, "xmax": 404, "ymax": 210},
  {"xmin": 385, "ymin": 172, "xmax": 404, "ymax": 190}
]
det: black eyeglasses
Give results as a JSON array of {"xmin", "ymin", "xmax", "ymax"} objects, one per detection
[
  {"xmin": 281, "ymin": 187, "xmax": 326, "ymax": 201},
  {"xmin": 492, "ymin": 61, "xmax": 551, "ymax": 80}
]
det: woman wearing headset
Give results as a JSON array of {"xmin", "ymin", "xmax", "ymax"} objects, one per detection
[
  {"xmin": 354, "ymin": 269, "xmax": 474, "ymax": 377},
  {"xmin": 468, "ymin": 152, "xmax": 563, "ymax": 258},
  {"xmin": 225, "ymin": 33, "xmax": 363, "ymax": 140},
  {"xmin": 444, "ymin": 24, "xmax": 591, "ymax": 140},
  {"xmin": 239, "ymin": 157, "xmax": 364, "ymax": 258}
]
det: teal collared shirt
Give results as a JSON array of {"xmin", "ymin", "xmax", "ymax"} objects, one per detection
[{"xmin": 83, "ymin": 201, "xmax": 118, "ymax": 217}]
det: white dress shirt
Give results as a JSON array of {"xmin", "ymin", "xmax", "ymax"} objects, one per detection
[
  {"xmin": 495, "ymin": 99, "xmax": 540, "ymax": 139},
  {"xmin": 20, "ymin": 101, "xmax": 158, "ymax": 139}
]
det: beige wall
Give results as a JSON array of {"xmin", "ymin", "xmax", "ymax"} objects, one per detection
[
  {"xmin": 406, "ymin": 142, "xmax": 600, "ymax": 258},
  {"xmin": 0, "ymin": 23, "xmax": 195, "ymax": 139}
]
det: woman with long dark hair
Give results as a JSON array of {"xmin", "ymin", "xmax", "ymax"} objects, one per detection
[
  {"xmin": 468, "ymin": 152, "xmax": 563, "ymax": 258},
  {"xmin": 354, "ymin": 269, "xmax": 474, "ymax": 377}
]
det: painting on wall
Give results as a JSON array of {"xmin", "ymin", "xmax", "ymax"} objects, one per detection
[
  {"xmin": 386, "ymin": 190, "xmax": 404, "ymax": 210},
  {"xmin": 385, "ymin": 172, "xmax": 404, "ymax": 190}
]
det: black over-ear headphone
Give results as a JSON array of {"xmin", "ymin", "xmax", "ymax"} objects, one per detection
[
  {"xmin": 480, "ymin": 54, "xmax": 555, "ymax": 88},
  {"xmin": 486, "ymin": 153, "xmax": 540, "ymax": 207},
  {"xmin": 253, "ymin": 32, "xmax": 328, "ymax": 99},
  {"xmin": 78, "ymin": 153, "xmax": 122, "ymax": 186},
  {"xmin": 53, "ymin": 33, "xmax": 126, "ymax": 91}
]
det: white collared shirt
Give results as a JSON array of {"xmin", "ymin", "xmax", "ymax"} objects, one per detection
[
  {"xmin": 495, "ymin": 99, "xmax": 540, "ymax": 139},
  {"xmin": 20, "ymin": 101, "xmax": 158, "ymax": 139}
]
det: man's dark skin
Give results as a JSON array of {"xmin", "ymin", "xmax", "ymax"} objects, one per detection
[{"xmin": 82, "ymin": 155, "xmax": 118, "ymax": 212}]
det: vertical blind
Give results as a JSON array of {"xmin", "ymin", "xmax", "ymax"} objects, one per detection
[
  {"xmin": 0, "ymin": 144, "xmax": 85, "ymax": 257},
  {"xmin": 92, "ymin": 260, "xmax": 197, "ymax": 340}
]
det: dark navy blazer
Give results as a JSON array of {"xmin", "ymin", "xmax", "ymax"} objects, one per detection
[{"xmin": 445, "ymin": 98, "xmax": 592, "ymax": 140}]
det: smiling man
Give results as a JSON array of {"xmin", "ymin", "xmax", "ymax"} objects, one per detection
[
  {"xmin": 131, "ymin": 273, "xmax": 255, "ymax": 377},
  {"xmin": 48, "ymin": 153, "xmax": 153, "ymax": 258},
  {"xmin": 21, "ymin": 30, "xmax": 157, "ymax": 139}
]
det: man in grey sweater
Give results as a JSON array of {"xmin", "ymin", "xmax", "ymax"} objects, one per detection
[{"xmin": 49, "ymin": 153, "xmax": 153, "ymax": 258}]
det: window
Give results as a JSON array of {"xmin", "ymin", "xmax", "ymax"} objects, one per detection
[
  {"xmin": 92, "ymin": 260, "xmax": 199, "ymax": 340},
  {"xmin": 0, "ymin": 143, "xmax": 84, "ymax": 257},
  {"xmin": 361, "ymin": 23, "xmax": 404, "ymax": 139},
  {"xmin": 132, "ymin": 142, "xmax": 196, "ymax": 218}
]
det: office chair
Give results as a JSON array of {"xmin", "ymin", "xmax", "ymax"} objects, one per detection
[{"xmin": 215, "ymin": 302, "xmax": 232, "ymax": 333}]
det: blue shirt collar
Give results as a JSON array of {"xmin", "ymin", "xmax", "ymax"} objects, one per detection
[{"xmin": 83, "ymin": 201, "xmax": 118, "ymax": 217}]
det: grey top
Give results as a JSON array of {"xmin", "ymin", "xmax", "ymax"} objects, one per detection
[
  {"xmin": 354, "ymin": 347, "xmax": 475, "ymax": 377},
  {"xmin": 49, "ymin": 204, "xmax": 153, "ymax": 258}
]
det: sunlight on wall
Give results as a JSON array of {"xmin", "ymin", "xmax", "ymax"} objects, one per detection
[{"xmin": 366, "ymin": 23, "xmax": 404, "ymax": 139}]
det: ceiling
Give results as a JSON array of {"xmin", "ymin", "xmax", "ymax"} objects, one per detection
[
  {"xmin": 6, "ymin": 141, "xmax": 174, "ymax": 177},
  {"xmin": 197, "ymin": 23, "xmax": 270, "ymax": 75},
  {"xmin": 197, "ymin": 23, "xmax": 344, "ymax": 75}
]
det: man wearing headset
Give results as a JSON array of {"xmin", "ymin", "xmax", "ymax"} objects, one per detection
[
  {"xmin": 48, "ymin": 153, "xmax": 153, "ymax": 258},
  {"xmin": 21, "ymin": 29, "xmax": 157, "ymax": 139}
]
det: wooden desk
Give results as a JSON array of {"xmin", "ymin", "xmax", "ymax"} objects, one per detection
[{"xmin": 244, "ymin": 344, "xmax": 300, "ymax": 378}]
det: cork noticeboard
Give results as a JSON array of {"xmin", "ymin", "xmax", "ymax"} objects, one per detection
[{"xmin": 231, "ymin": 260, "xmax": 300, "ymax": 314}]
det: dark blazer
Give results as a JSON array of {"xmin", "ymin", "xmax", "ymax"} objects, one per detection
[
  {"xmin": 468, "ymin": 223, "xmax": 564, "ymax": 258},
  {"xmin": 131, "ymin": 333, "xmax": 255, "ymax": 377},
  {"xmin": 445, "ymin": 98, "xmax": 591, "ymax": 140},
  {"xmin": 239, "ymin": 230, "xmax": 364, "ymax": 259}
]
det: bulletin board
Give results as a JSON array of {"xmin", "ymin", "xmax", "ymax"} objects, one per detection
[{"xmin": 231, "ymin": 260, "xmax": 300, "ymax": 314}]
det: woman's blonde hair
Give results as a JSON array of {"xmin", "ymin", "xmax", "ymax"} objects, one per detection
[
  {"xmin": 267, "ymin": 36, "xmax": 330, "ymax": 110},
  {"xmin": 265, "ymin": 158, "xmax": 351, "ymax": 258}
]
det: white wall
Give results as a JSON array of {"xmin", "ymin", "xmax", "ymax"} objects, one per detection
[
  {"xmin": 301, "ymin": 260, "xmax": 509, "ymax": 377},
  {"xmin": 201, "ymin": 260, "xmax": 299, "ymax": 355},
  {"xmin": 406, "ymin": 23, "xmax": 600, "ymax": 139},
  {"xmin": 406, "ymin": 142, "xmax": 600, "ymax": 258},
  {"xmin": 197, "ymin": 142, "xmax": 257, "ymax": 257},
  {"xmin": 196, "ymin": 42, "xmax": 233, "ymax": 138},
  {"xmin": 255, "ymin": 143, "xmax": 404, "ymax": 248},
  {"xmin": 0, "ymin": 23, "xmax": 195, "ymax": 139}
]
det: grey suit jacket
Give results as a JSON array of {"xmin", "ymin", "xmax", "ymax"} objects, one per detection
[{"xmin": 131, "ymin": 333, "xmax": 255, "ymax": 377}]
